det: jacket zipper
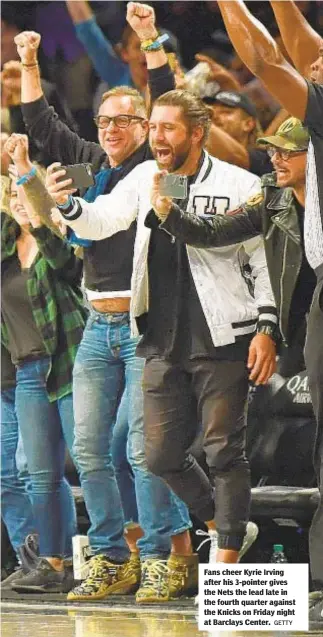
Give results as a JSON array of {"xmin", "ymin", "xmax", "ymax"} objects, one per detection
[
  {"xmin": 279, "ymin": 234, "xmax": 289, "ymax": 344},
  {"xmin": 160, "ymin": 226, "xmax": 176, "ymax": 242}
]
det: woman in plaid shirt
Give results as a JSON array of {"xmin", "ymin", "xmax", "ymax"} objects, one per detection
[{"xmin": 1, "ymin": 134, "xmax": 87, "ymax": 592}]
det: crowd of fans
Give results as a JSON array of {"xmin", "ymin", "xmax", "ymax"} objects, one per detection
[{"xmin": 1, "ymin": 0, "xmax": 323, "ymax": 628}]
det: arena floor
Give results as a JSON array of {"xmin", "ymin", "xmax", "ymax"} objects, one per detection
[{"xmin": 1, "ymin": 596, "xmax": 321, "ymax": 637}]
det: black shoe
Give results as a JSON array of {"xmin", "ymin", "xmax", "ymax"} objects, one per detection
[
  {"xmin": 1, "ymin": 534, "xmax": 40, "ymax": 590},
  {"xmin": 63, "ymin": 563, "xmax": 75, "ymax": 593},
  {"xmin": 11, "ymin": 558, "xmax": 66, "ymax": 593},
  {"xmin": 1, "ymin": 567, "xmax": 27, "ymax": 590},
  {"xmin": 309, "ymin": 591, "xmax": 323, "ymax": 630}
]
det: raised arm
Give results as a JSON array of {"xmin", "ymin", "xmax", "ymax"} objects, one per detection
[
  {"xmin": 205, "ymin": 124, "xmax": 250, "ymax": 169},
  {"xmin": 270, "ymin": 0, "xmax": 322, "ymax": 79},
  {"xmin": 66, "ymin": 0, "xmax": 129, "ymax": 86},
  {"xmin": 16, "ymin": 32, "xmax": 102, "ymax": 166},
  {"xmin": 127, "ymin": 2, "xmax": 174, "ymax": 105},
  {"xmin": 5, "ymin": 133, "xmax": 65, "ymax": 238},
  {"xmin": 217, "ymin": 0, "xmax": 308, "ymax": 120},
  {"xmin": 126, "ymin": 2, "xmax": 167, "ymax": 71},
  {"xmin": 4, "ymin": 134, "xmax": 83, "ymax": 281},
  {"xmin": 14, "ymin": 31, "xmax": 43, "ymax": 104}
]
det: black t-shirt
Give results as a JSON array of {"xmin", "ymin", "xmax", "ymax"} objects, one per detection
[
  {"xmin": 2, "ymin": 257, "xmax": 47, "ymax": 365},
  {"xmin": 287, "ymin": 199, "xmax": 317, "ymax": 341},
  {"xmin": 248, "ymin": 148, "xmax": 273, "ymax": 178},
  {"xmin": 303, "ymin": 81, "xmax": 323, "ymax": 271},
  {"xmin": 83, "ymin": 143, "xmax": 149, "ymax": 293}
]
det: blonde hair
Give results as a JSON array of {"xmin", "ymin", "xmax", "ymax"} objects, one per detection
[
  {"xmin": 99, "ymin": 86, "xmax": 147, "ymax": 119},
  {"xmin": 153, "ymin": 90, "xmax": 212, "ymax": 144}
]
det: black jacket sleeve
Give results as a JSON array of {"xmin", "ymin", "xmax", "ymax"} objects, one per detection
[
  {"xmin": 22, "ymin": 96, "xmax": 104, "ymax": 170},
  {"xmin": 146, "ymin": 201, "xmax": 263, "ymax": 248},
  {"xmin": 148, "ymin": 63, "xmax": 175, "ymax": 104}
]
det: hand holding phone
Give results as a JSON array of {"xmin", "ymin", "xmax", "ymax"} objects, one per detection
[
  {"xmin": 46, "ymin": 162, "xmax": 95, "ymax": 207},
  {"xmin": 151, "ymin": 171, "xmax": 188, "ymax": 223},
  {"xmin": 54, "ymin": 163, "xmax": 95, "ymax": 190}
]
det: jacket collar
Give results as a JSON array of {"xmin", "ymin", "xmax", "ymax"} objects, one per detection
[
  {"xmin": 266, "ymin": 186, "xmax": 294, "ymax": 211},
  {"xmin": 189, "ymin": 150, "xmax": 213, "ymax": 187}
]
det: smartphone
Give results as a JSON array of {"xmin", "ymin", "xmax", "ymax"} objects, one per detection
[
  {"xmin": 159, "ymin": 174, "xmax": 188, "ymax": 199},
  {"xmin": 55, "ymin": 163, "xmax": 95, "ymax": 189}
]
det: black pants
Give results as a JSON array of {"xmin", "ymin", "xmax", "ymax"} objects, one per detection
[
  {"xmin": 143, "ymin": 356, "xmax": 250, "ymax": 550},
  {"xmin": 304, "ymin": 275, "xmax": 323, "ymax": 590}
]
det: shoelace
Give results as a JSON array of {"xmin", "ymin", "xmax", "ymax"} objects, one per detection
[
  {"xmin": 140, "ymin": 560, "xmax": 169, "ymax": 592},
  {"xmin": 196, "ymin": 529, "xmax": 218, "ymax": 553},
  {"xmin": 77, "ymin": 557, "xmax": 117, "ymax": 592}
]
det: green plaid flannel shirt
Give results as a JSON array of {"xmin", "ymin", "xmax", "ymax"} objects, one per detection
[{"xmin": 1, "ymin": 215, "xmax": 87, "ymax": 402}]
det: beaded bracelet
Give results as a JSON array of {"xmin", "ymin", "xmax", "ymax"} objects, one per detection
[
  {"xmin": 22, "ymin": 62, "xmax": 39, "ymax": 69},
  {"xmin": 140, "ymin": 33, "xmax": 169, "ymax": 52}
]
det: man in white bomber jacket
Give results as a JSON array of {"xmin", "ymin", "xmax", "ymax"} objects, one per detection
[{"xmin": 48, "ymin": 90, "xmax": 277, "ymax": 563}]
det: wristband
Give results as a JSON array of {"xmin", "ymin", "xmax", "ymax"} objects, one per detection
[
  {"xmin": 16, "ymin": 166, "xmax": 37, "ymax": 186},
  {"xmin": 257, "ymin": 324, "xmax": 278, "ymax": 343},
  {"xmin": 57, "ymin": 195, "xmax": 73, "ymax": 210},
  {"xmin": 140, "ymin": 33, "xmax": 169, "ymax": 52}
]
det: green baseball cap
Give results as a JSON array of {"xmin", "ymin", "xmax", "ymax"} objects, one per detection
[{"xmin": 257, "ymin": 117, "xmax": 309, "ymax": 151}]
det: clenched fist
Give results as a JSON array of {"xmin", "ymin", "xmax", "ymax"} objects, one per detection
[
  {"xmin": 14, "ymin": 31, "xmax": 41, "ymax": 65},
  {"xmin": 126, "ymin": 2, "xmax": 158, "ymax": 42},
  {"xmin": 4, "ymin": 133, "xmax": 33, "ymax": 176}
]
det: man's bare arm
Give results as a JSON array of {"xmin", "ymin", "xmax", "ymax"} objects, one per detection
[
  {"xmin": 205, "ymin": 124, "xmax": 249, "ymax": 169},
  {"xmin": 217, "ymin": 0, "xmax": 308, "ymax": 120},
  {"xmin": 263, "ymin": 108, "xmax": 290, "ymax": 136},
  {"xmin": 14, "ymin": 31, "xmax": 43, "ymax": 103},
  {"xmin": 270, "ymin": 0, "xmax": 322, "ymax": 79},
  {"xmin": 127, "ymin": 3, "xmax": 167, "ymax": 71}
]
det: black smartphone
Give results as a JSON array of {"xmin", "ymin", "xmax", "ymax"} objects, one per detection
[{"xmin": 55, "ymin": 163, "xmax": 95, "ymax": 189}]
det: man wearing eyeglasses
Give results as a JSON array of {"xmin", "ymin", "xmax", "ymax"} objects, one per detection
[{"xmin": 16, "ymin": 3, "xmax": 195, "ymax": 603}]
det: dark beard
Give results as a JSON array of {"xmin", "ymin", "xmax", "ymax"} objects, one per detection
[
  {"xmin": 151, "ymin": 143, "xmax": 191, "ymax": 172},
  {"xmin": 171, "ymin": 147, "xmax": 191, "ymax": 172}
]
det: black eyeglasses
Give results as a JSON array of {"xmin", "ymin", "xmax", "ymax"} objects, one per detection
[
  {"xmin": 93, "ymin": 114, "xmax": 145, "ymax": 129},
  {"xmin": 267, "ymin": 147, "xmax": 307, "ymax": 161}
]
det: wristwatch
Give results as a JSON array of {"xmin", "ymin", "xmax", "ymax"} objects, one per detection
[{"xmin": 257, "ymin": 324, "xmax": 278, "ymax": 343}]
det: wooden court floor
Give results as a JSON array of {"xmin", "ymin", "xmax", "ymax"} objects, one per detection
[{"xmin": 1, "ymin": 604, "xmax": 321, "ymax": 637}]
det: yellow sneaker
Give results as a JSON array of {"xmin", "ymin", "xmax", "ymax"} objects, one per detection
[
  {"xmin": 135, "ymin": 558, "xmax": 169, "ymax": 603},
  {"xmin": 168, "ymin": 553, "xmax": 198, "ymax": 598},
  {"xmin": 67, "ymin": 554, "xmax": 139, "ymax": 601}
]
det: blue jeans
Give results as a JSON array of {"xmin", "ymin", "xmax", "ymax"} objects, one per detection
[
  {"xmin": 15, "ymin": 357, "xmax": 77, "ymax": 557},
  {"xmin": 1, "ymin": 387, "xmax": 35, "ymax": 554},
  {"xmin": 73, "ymin": 311, "xmax": 191, "ymax": 560},
  {"xmin": 111, "ymin": 390, "xmax": 138, "ymax": 527}
]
